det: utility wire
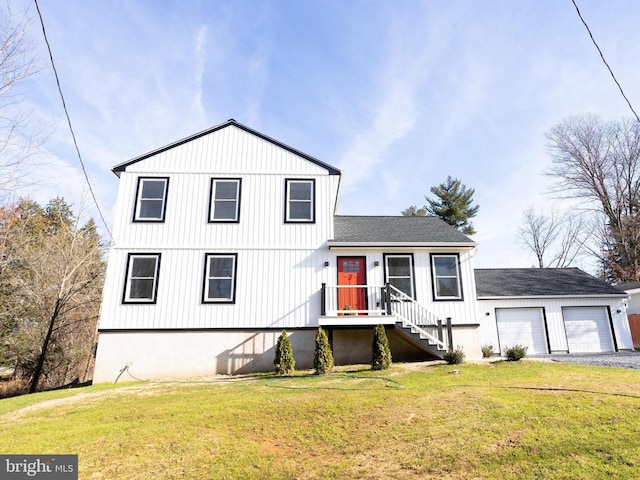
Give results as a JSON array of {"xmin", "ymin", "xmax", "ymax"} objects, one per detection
[
  {"xmin": 33, "ymin": 0, "xmax": 113, "ymax": 240},
  {"xmin": 571, "ymin": 0, "xmax": 640, "ymax": 123}
]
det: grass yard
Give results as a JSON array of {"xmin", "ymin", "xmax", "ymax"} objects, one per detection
[{"xmin": 1, "ymin": 360, "xmax": 639, "ymax": 479}]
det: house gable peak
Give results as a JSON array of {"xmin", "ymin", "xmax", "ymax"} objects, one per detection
[{"xmin": 111, "ymin": 119, "xmax": 341, "ymax": 177}]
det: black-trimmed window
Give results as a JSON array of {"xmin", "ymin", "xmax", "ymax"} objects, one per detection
[
  {"xmin": 123, "ymin": 253, "xmax": 161, "ymax": 303},
  {"xmin": 209, "ymin": 178, "xmax": 241, "ymax": 222},
  {"xmin": 133, "ymin": 177, "xmax": 169, "ymax": 222},
  {"xmin": 431, "ymin": 254, "xmax": 462, "ymax": 300},
  {"xmin": 285, "ymin": 179, "xmax": 315, "ymax": 223},
  {"xmin": 202, "ymin": 253, "xmax": 237, "ymax": 303},
  {"xmin": 384, "ymin": 254, "xmax": 415, "ymax": 299}
]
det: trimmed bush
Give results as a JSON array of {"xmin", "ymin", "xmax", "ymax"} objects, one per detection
[
  {"xmin": 504, "ymin": 345, "xmax": 527, "ymax": 361},
  {"xmin": 371, "ymin": 324, "xmax": 392, "ymax": 371},
  {"xmin": 443, "ymin": 346, "xmax": 465, "ymax": 365},
  {"xmin": 481, "ymin": 344, "xmax": 494, "ymax": 358},
  {"xmin": 274, "ymin": 330, "xmax": 295, "ymax": 375},
  {"xmin": 314, "ymin": 327, "xmax": 334, "ymax": 374}
]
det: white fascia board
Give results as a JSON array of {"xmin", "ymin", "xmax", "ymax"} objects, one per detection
[
  {"xmin": 621, "ymin": 288, "xmax": 640, "ymax": 295},
  {"xmin": 328, "ymin": 241, "xmax": 477, "ymax": 249}
]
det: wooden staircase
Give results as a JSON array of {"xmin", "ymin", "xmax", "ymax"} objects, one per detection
[{"xmin": 384, "ymin": 284, "xmax": 452, "ymax": 359}]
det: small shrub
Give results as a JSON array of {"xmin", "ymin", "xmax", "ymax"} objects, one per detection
[
  {"xmin": 443, "ymin": 346, "xmax": 465, "ymax": 365},
  {"xmin": 371, "ymin": 324, "xmax": 392, "ymax": 371},
  {"xmin": 504, "ymin": 345, "xmax": 527, "ymax": 361},
  {"xmin": 314, "ymin": 327, "xmax": 334, "ymax": 374},
  {"xmin": 274, "ymin": 330, "xmax": 295, "ymax": 375},
  {"xmin": 481, "ymin": 344, "xmax": 494, "ymax": 358}
]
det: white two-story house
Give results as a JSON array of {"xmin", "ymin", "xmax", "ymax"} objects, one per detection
[{"xmin": 93, "ymin": 119, "xmax": 633, "ymax": 382}]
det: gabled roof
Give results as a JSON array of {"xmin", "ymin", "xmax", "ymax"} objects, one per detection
[
  {"xmin": 329, "ymin": 215, "xmax": 476, "ymax": 247},
  {"xmin": 475, "ymin": 268, "xmax": 625, "ymax": 298},
  {"xmin": 112, "ymin": 119, "xmax": 341, "ymax": 177}
]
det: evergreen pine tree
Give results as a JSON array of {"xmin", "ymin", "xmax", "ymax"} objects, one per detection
[
  {"xmin": 274, "ymin": 330, "xmax": 295, "ymax": 374},
  {"xmin": 425, "ymin": 176, "xmax": 479, "ymax": 235},
  {"xmin": 313, "ymin": 327, "xmax": 334, "ymax": 374},
  {"xmin": 371, "ymin": 324, "xmax": 392, "ymax": 370}
]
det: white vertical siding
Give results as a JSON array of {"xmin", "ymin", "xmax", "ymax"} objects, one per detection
[
  {"xmin": 100, "ymin": 247, "xmax": 333, "ymax": 329},
  {"xmin": 112, "ymin": 172, "xmax": 338, "ymax": 250},
  {"xmin": 324, "ymin": 247, "xmax": 480, "ymax": 325},
  {"xmin": 100, "ymin": 123, "xmax": 339, "ymax": 332},
  {"xmin": 478, "ymin": 297, "xmax": 633, "ymax": 353},
  {"xmin": 123, "ymin": 125, "xmax": 332, "ymax": 176},
  {"xmin": 626, "ymin": 290, "xmax": 640, "ymax": 314}
]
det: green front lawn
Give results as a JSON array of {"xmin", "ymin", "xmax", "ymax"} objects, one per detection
[{"xmin": 1, "ymin": 361, "xmax": 639, "ymax": 479}]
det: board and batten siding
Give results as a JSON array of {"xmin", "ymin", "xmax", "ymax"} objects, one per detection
[
  {"xmin": 112, "ymin": 171, "xmax": 337, "ymax": 248},
  {"xmin": 99, "ymin": 247, "xmax": 332, "ymax": 329},
  {"xmin": 325, "ymin": 247, "xmax": 479, "ymax": 325},
  {"xmin": 100, "ymin": 124, "xmax": 339, "ymax": 331},
  {"xmin": 478, "ymin": 297, "xmax": 633, "ymax": 353}
]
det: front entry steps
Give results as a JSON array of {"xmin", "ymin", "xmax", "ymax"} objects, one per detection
[{"xmin": 394, "ymin": 321, "xmax": 447, "ymax": 359}]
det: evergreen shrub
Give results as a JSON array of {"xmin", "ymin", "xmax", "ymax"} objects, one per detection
[
  {"xmin": 274, "ymin": 330, "xmax": 295, "ymax": 375},
  {"xmin": 314, "ymin": 327, "xmax": 334, "ymax": 374},
  {"xmin": 371, "ymin": 324, "xmax": 392, "ymax": 370}
]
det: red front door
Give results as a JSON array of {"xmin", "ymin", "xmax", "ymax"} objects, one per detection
[{"xmin": 337, "ymin": 257, "xmax": 367, "ymax": 314}]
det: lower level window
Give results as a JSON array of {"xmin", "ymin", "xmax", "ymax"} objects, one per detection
[
  {"xmin": 203, "ymin": 253, "xmax": 237, "ymax": 303},
  {"xmin": 123, "ymin": 254, "xmax": 161, "ymax": 303}
]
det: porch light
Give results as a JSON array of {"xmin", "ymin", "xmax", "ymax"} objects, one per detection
[
  {"xmin": 374, "ymin": 261, "xmax": 379, "ymax": 267},
  {"xmin": 324, "ymin": 261, "xmax": 329, "ymax": 267}
]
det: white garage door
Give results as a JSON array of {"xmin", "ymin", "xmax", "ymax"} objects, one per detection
[
  {"xmin": 563, "ymin": 307, "xmax": 614, "ymax": 353},
  {"xmin": 496, "ymin": 308, "xmax": 548, "ymax": 355}
]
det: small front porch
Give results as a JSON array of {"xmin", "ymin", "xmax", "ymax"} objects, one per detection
[{"xmin": 318, "ymin": 283, "xmax": 453, "ymax": 359}]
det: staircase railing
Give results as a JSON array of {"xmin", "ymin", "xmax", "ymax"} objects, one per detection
[{"xmin": 384, "ymin": 284, "xmax": 451, "ymax": 351}]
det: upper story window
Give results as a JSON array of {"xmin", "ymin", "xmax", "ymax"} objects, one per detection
[
  {"xmin": 202, "ymin": 253, "xmax": 237, "ymax": 303},
  {"xmin": 133, "ymin": 177, "xmax": 169, "ymax": 222},
  {"xmin": 123, "ymin": 253, "xmax": 161, "ymax": 304},
  {"xmin": 285, "ymin": 179, "xmax": 315, "ymax": 223},
  {"xmin": 209, "ymin": 178, "xmax": 241, "ymax": 223},
  {"xmin": 384, "ymin": 254, "xmax": 415, "ymax": 299},
  {"xmin": 431, "ymin": 254, "xmax": 462, "ymax": 300}
]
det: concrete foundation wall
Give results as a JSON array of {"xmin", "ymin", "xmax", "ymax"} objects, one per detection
[
  {"xmin": 94, "ymin": 324, "xmax": 482, "ymax": 383},
  {"xmin": 331, "ymin": 328, "xmax": 436, "ymax": 366},
  {"xmin": 93, "ymin": 330, "xmax": 317, "ymax": 382}
]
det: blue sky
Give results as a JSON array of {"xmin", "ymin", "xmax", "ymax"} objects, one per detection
[{"xmin": 10, "ymin": 0, "xmax": 640, "ymax": 271}]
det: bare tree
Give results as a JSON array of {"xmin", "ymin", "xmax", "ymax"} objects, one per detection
[
  {"xmin": 518, "ymin": 207, "xmax": 590, "ymax": 268},
  {"xmin": 0, "ymin": 1, "xmax": 42, "ymax": 195},
  {"xmin": 0, "ymin": 198, "xmax": 103, "ymax": 394},
  {"xmin": 546, "ymin": 114, "xmax": 640, "ymax": 281}
]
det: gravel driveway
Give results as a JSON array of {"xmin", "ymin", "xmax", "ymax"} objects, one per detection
[{"xmin": 548, "ymin": 351, "xmax": 640, "ymax": 370}]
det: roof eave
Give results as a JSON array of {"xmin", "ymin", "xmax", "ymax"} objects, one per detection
[
  {"xmin": 477, "ymin": 294, "xmax": 628, "ymax": 300},
  {"xmin": 328, "ymin": 241, "xmax": 478, "ymax": 249}
]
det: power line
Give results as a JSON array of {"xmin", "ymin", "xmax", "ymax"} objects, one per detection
[
  {"xmin": 570, "ymin": 0, "xmax": 640, "ymax": 123},
  {"xmin": 33, "ymin": 0, "xmax": 113, "ymax": 240}
]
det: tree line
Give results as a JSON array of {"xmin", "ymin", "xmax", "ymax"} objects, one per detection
[
  {"xmin": 0, "ymin": 197, "xmax": 104, "ymax": 396},
  {"xmin": 403, "ymin": 114, "xmax": 640, "ymax": 284}
]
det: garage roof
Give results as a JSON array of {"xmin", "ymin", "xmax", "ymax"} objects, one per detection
[{"xmin": 475, "ymin": 268, "xmax": 626, "ymax": 298}]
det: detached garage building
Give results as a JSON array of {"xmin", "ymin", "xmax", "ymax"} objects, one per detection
[{"xmin": 475, "ymin": 268, "xmax": 634, "ymax": 355}]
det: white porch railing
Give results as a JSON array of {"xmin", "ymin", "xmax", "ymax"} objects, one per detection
[
  {"xmin": 319, "ymin": 283, "xmax": 452, "ymax": 352},
  {"xmin": 320, "ymin": 284, "xmax": 388, "ymax": 316},
  {"xmin": 386, "ymin": 284, "xmax": 450, "ymax": 351}
]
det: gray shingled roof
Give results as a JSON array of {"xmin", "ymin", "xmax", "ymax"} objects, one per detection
[
  {"xmin": 475, "ymin": 268, "xmax": 625, "ymax": 297},
  {"xmin": 331, "ymin": 215, "xmax": 475, "ymax": 244},
  {"xmin": 614, "ymin": 281, "xmax": 640, "ymax": 292}
]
